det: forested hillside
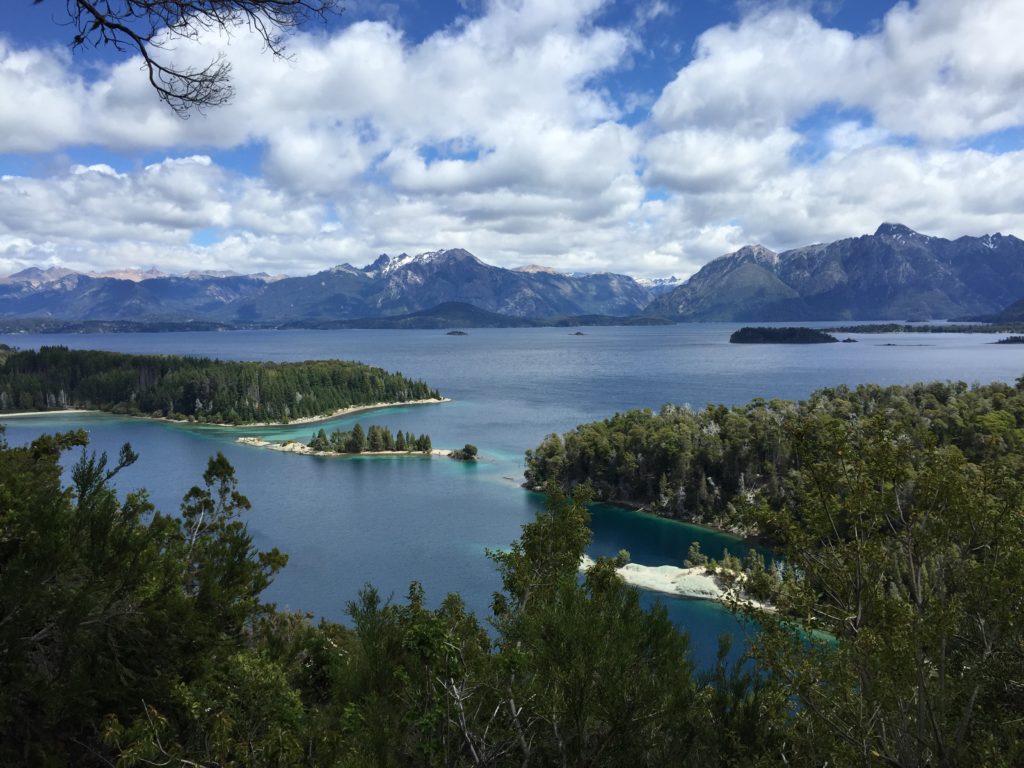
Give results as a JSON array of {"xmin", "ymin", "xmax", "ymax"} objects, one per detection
[
  {"xmin": 525, "ymin": 379, "xmax": 1024, "ymax": 531},
  {"xmin": 0, "ymin": 346, "xmax": 440, "ymax": 424}
]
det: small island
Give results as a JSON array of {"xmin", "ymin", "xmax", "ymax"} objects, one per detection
[
  {"xmin": 237, "ymin": 426, "xmax": 479, "ymax": 461},
  {"xmin": 729, "ymin": 327, "xmax": 839, "ymax": 344},
  {"xmin": 0, "ymin": 346, "xmax": 443, "ymax": 425},
  {"xmin": 995, "ymin": 336, "xmax": 1024, "ymax": 344},
  {"xmin": 446, "ymin": 330, "xmax": 468, "ymax": 336},
  {"xmin": 450, "ymin": 443, "xmax": 478, "ymax": 461}
]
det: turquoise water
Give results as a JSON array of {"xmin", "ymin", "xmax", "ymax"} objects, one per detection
[{"xmin": 2, "ymin": 324, "xmax": 1021, "ymax": 667}]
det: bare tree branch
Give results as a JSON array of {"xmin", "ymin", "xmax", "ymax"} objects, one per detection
[{"xmin": 38, "ymin": 0, "xmax": 341, "ymax": 115}]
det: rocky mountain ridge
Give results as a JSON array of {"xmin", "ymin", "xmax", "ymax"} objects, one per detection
[
  {"xmin": 0, "ymin": 249, "xmax": 656, "ymax": 323},
  {"xmin": 645, "ymin": 224, "xmax": 1024, "ymax": 321}
]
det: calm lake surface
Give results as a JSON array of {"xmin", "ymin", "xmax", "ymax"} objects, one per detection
[{"xmin": 2, "ymin": 323, "xmax": 1021, "ymax": 667}]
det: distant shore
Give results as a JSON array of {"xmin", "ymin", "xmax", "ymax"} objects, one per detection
[
  {"xmin": 237, "ymin": 436, "xmax": 452, "ymax": 458},
  {"xmin": 0, "ymin": 397, "xmax": 451, "ymax": 428}
]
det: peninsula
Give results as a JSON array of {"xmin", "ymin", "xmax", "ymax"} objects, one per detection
[{"xmin": 0, "ymin": 346, "xmax": 442, "ymax": 425}]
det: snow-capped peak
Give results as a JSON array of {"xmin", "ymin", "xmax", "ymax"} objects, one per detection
[
  {"xmin": 364, "ymin": 249, "xmax": 478, "ymax": 277},
  {"xmin": 635, "ymin": 275, "xmax": 682, "ymax": 288}
]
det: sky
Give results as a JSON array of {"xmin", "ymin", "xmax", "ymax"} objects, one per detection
[{"xmin": 1, "ymin": 0, "xmax": 1023, "ymax": 279}]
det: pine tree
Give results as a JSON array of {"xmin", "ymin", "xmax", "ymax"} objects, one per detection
[
  {"xmin": 345, "ymin": 424, "xmax": 365, "ymax": 453},
  {"xmin": 367, "ymin": 425, "xmax": 384, "ymax": 452}
]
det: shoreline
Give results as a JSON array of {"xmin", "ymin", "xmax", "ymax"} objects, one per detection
[
  {"xmin": 580, "ymin": 554, "xmax": 772, "ymax": 611},
  {"xmin": 237, "ymin": 436, "xmax": 452, "ymax": 458},
  {"xmin": 522, "ymin": 483, "xmax": 764, "ymax": 544},
  {"xmin": 209, "ymin": 397, "xmax": 451, "ymax": 429},
  {"xmin": 0, "ymin": 408, "xmax": 101, "ymax": 418},
  {"xmin": 0, "ymin": 397, "xmax": 451, "ymax": 428}
]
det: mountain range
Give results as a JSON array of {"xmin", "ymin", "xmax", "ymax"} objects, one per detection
[
  {"xmin": 645, "ymin": 223, "xmax": 1024, "ymax": 321},
  {"xmin": 0, "ymin": 250, "xmax": 652, "ymax": 325},
  {"xmin": 3, "ymin": 225, "xmax": 1024, "ymax": 327}
]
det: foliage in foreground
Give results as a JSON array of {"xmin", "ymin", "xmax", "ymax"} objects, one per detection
[
  {"xmin": 0, "ymin": 429, "xmax": 782, "ymax": 767},
  {"xmin": 3, "ymin": 376, "xmax": 1024, "ymax": 765}
]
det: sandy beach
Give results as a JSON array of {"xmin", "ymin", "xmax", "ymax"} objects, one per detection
[
  {"xmin": 579, "ymin": 554, "xmax": 772, "ymax": 610},
  {"xmin": 221, "ymin": 397, "xmax": 451, "ymax": 428},
  {"xmin": 0, "ymin": 398, "xmax": 450, "ymax": 427},
  {"xmin": 0, "ymin": 408, "xmax": 100, "ymax": 418}
]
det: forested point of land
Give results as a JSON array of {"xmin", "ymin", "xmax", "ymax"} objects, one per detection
[
  {"xmin": 0, "ymin": 346, "xmax": 440, "ymax": 424},
  {"xmin": 729, "ymin": 327, "xmax": 839, "ymax": 343},
  {"xmin": 3, "ymin": 394, "xmax": 1022, "ymax": 764},
  {"xmin": 526, "ymin": 377, "xmax": 1024, "ymax": 533}
]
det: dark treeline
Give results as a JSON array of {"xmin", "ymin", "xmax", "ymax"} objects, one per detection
[
  {"xmin": 729, "ymin": 326, "xmax": 839, "ymax": 343},
  {"xmin": 309, "ymin": 423, "xmax": 433, "ymax": 453},
  {"xmin": 525, "ymin": 378, "xmax": 1024, "ymax": 531},
  {"xmin": 0, "ymin": 346, "xmax": 440, "ymax": 424},
  {"xmin": 4, "ymin": 381, "xmax": 1024, "ymax": 764}
]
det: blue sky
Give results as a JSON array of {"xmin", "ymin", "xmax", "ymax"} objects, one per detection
[{"xmin": 1, "ymin": 0, "xmax": 1023, "ymax": 277}]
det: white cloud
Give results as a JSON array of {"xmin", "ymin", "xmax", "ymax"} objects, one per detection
[
  {"xmin": 650, "ymin": 0, "xmax": 1024, "ymax": 143},
  {"xmin": 0, "ymin": 0, "xmax": 1023, "ymax": 282}
]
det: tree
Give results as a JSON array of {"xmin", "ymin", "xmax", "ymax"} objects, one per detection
[
  {"xmin": 367, "ymin": 424, "xmax": 384, "ymax": 452},
  {"xmin": 41, "ymin": 0, "xmax": 340, "ymax": 115},
  {"xmin": 309, "ymin": 427, "xmax": 328, "ymax": 451},
  {"xmin": 744, "ymin": 412, "xmax": 1024, "ymax": 766},
  {"xmin": 0, "ymin": 431, "xmax": 289, "ymax": 765},
  {"xmin": 345, "ymin": 423, "xmax": 365, "ymax": 453}
]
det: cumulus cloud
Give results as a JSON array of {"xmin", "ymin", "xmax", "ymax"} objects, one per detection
[{"xmin": 0, "ymin": 0, "xmax": 1023, "ymax": 280}]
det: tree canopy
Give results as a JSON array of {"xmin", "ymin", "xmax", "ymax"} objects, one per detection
[
  {"xmin": 0, "ymin": 346, "xmax": 440, "ymax": 424},
  {"xmin": 526, "ymin": 378, "xmax": 1024, "ymax": 534}
]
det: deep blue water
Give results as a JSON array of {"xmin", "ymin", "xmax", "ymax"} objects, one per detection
[{"xmin": 2, "ymin": 324, "xmax": 1021, "ymax": 667}]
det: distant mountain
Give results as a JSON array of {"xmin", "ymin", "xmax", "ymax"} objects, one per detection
[
  {"xmin": 645, "ymin": 224, "xmax": 1024, "ymax": 321},
  {"xmin": 0, "ymin": 249, "xmax": 655, "ymax": 324},
  {"xmin": 186, "ymin": 249, "xmax": 653, "ymax": 323},
  {"xmin": 283, "ymin": 301, "xmax": 539, "ymax": 329},
  {"xmin": 956, "ymin": 297, "xmax": 1024, "ymax": 323},
  {"xmin": 282, "ymin": 301, "xmax": 674, "ymax": 329},
  {"xmin": 513, "ymin": 264, "xmax": 560, "ymax": 274},
  {"xmin": 0, "ymin": 273, "xmax": 269, "ymax": 321},
  {"xmin": 88, "ymin": 268, "xmax": 167, "ymax": 282},
  {"xmin": 634, "ymin": 275, "xmax": 683, "ymax": 295},
  {"xmin": 1, "ymin": 266, "xmax": 79, "ymax": 285}
]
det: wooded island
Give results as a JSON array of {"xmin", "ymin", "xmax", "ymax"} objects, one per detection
[
  {"xmin": 0, "ymin": 346, "xmax": 441, "ymax": 424},
  {"xmin": 729, "ymin": 326, "xmax": 839, "ymax": 343}
]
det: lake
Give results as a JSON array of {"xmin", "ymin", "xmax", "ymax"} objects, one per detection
[{"xmin": 2, "ymin": 323, "xmax": 1020, "ymax": 667}]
